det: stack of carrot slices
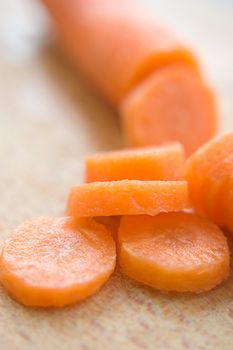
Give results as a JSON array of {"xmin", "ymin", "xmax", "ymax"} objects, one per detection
[{"xmin": 0, "ymin": 142, "xmax": 230, "ymax": 308}]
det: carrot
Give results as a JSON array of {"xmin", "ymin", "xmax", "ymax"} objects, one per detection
[
  {"xmin": 42, "ymin": 0, "xmax": 198, "ymax": 105},
  {"xmin": 221, "ymin": 174, "xmax": 233, "ymax": 232},
  {"xmin": 202, "ymin": 153, "xmax": 233, "ymax": 225},
  {"xmin": 85, "ymin": 143, "xmax": 184, "ymax": 183},
  {"xmin": 185, "ymin": 132, "xmax": 233, "ymax": 222},
  {"xmin": 118, "ymin": 213, "xmax": 229, "ymax": 292},
  {"xmin": 204, "ymin": 160, "xmax": 233, "ymax": 232},
  {"xmin": 120, "ymin": 64, "xmax": 217, "ymax": 156},
  {"xmin": 67, "ymin": 180, "xmax": 188, "ymax": 218},
  {"xmin": 0, "ymin": 217, "xmax": 116, "ymax": 307}
]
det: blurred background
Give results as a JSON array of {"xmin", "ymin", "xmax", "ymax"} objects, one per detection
[{"xmin": 0, "ymin": 1, "xmax": 233, "ymax": 350}]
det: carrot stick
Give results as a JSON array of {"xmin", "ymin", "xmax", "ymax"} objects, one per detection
[
  {"xmin": 67, "ymin": 180, "xmax": 188, "ymax": 217},
  {"xmin": 85, "ymin": 143, "xmax": 184, "ymax": 182},
  {"xmin": 42, "ymin": 0, "xmax": 198, "ymax": 105},
  {"xmin": 120, "ymin": 64, "xmax": 217, "ymax": 156},
  {"xmin": 118, "ymin": 213, "xmax": 229, "ymax": 292},
  {"xmin": 185, "ymin": 132, "xmax": 233, "ymax": 221},
  {"xmin": 0, "ymin": 217, "xmax": 116, "ymax": 307}
]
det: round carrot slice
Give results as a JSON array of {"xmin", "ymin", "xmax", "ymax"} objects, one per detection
[
  {"xmin": 120, "ymin": 64, "xmax": 217, "ymax": 156},
  {"xmin": 67, "ymin": 180, "xmax": 188, "ymax": 217},
  {"xmin": 118, "ymin": 213, "xmax": 229, "ymax": 293},
  {"xmin": 85, "ymin": 143, "xmax": 184, "ymax": 182},
  {"xmin": 0, "ymin": 217, "xmax": 116, "ymax": 307},
  {"xmin": 185, "ymin": 132, "xmax": 233, "ymax": 216}
]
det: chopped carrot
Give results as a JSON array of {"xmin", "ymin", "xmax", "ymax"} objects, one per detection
[
  {"xmin": 120, "ymin": 64, "xmax": 217, "ymax": 156},
  {"xmin": 0, "ymin": 217, "xmax": 116, "ymax": 307},
  {"xmin": 221, "ymin": 175, "xmax": 233, "ymax": 232},
  {"xmin": 185, "ymin": 132, "xmax": 233, "ymax": 221},
  {"xmin": 42, "ymin": 0, "xmax": 198, "ymax": 105},
  {"xmin": 118, "ymin": 213, "xmax": 229, "ymax": 292},
  {"xmin": 202, "ymin": 153, "xmax": 233, "ymax": 225},
  {"xmin": 85, "ymin": 143, "xmax": 184, "ymax": 182},
  {"xmin": 67, "ymin": 180, "xmax": 188, "ymax": 217},
  {"xmin": 210, "ymin": 169, "xmax": 233, "ymax": 233}
]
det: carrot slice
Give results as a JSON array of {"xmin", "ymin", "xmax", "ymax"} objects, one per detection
[
  {"xmin": 85, "ymin": 143, "xmax": 184, "ymax": 182},
  {"xmin": 120, "ymin": 64, "xmax": 217, "ymax": 156},
  {"xmin": 42, "ymin": 0, "xmax": 198, "ymax": 105},
  {"xmin": 118, "ymin": 213, "xmax": 229, "ymax": 292},
  {"xmin": 185, "ymin": 132, "xmax": 233, "ymax": 216},
  {"xmin": 220, "ymin": 174, "xmax": 233, "ymax": 232},
  {"xmin": 67, "ymin": 180, "xmax": 188, "ymax": 217},
  {"xmin": 0, "ymin": 217, "xmax": 116, "ymax": 307},
  {"xmin": 202, "ymin": 153, "xmax": 233, "ymax": 225}
]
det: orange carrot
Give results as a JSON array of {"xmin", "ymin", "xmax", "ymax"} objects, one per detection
[
  {"xmin": 42, "ymin": 0, "xmax": 198, "ymax": 105},
  {"xmin": 202, "ymin": 153, "xmax": 233, "ymax": 225},
  {"xmin": 221, "ymin": 174, "xmax": 233, "ymax": 232},
  {"xmin": 85, "ymin": 143, "xmax": 184, "ymax": 182},
  {"xmin": 118, "ymin": 213, "xmax": 229, "ymax": 292},
  {"xmin": 120, "ymin": 64, "xmax": 217, "ymax": 156},
  {"xmin": 185, "ymin": 132, "xmax": 233, "ymax": 224},
  {"xmin": 0, "ymin": 217, "xmax": 116, "ymax": 307},
  {"xmin": 67, "ymin": 180, "xmax": 188, "ymax": 217}
]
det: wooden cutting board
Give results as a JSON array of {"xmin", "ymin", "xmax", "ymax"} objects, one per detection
[{"xmin": 0, "ymin": 0, "xmax": 232, "ymax": 349}]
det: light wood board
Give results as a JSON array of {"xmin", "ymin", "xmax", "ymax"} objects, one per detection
[{"xmin": 0, "ymin": 0, "xmax": 233, "ymax": 349}]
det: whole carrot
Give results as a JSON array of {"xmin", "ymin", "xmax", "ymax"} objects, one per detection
[
  {"xmin": 42, "ymin": 0, "xmax": 198, "ymax": 105},
  {"xmin": 42, "ymin": 0, "xmax": 217, "ymax": 154},
  {"xmin": 43, "ymin": 0, "xmax": 216, "ymax": 154}
]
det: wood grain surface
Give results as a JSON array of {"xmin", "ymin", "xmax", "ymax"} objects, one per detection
[{"xmin": 0, "ymin": 0, "xmax": 233, "ymax": 349}]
